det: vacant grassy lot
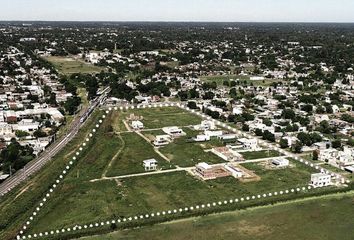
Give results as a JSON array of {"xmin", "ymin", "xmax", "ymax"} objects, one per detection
[
  {"xmin": 28, "ymin": 156, "xmax": 316, "ymax": 234},
  {"xmin": 158, "ymin": 129, "xmax": 226, "ymax": 167},
  {"xmin": 241, "ymin": 150, "xmax": 283, "ymax": 160},
  {"xmin": 105, "ymin": 132, "xmax": 174, "ymax": 177},
  {"xmin": 114, "ymin": 107, "xmax": 202, "ymax": 130},
  {"xmin": 45, "ymin": 56, "xmax": 104, "ymax": 75},
  {"xmin": 80, "ymin": 191, "xmax": 354, "ymax": 240},
  {"xmin": 200, "ymin": 74, "xmax": 284, "ymax": 87}
]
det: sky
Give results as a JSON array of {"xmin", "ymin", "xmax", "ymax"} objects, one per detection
[{"xmin": 1, "ymin": 0, "xmax": 354, "ymax": 22}]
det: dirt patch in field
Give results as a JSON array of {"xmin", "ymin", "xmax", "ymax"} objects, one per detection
[{"xmin": 236, "ymin": 220, "xmax": 272, "ymax": 237}]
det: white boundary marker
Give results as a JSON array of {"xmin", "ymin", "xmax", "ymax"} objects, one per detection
[{"xmin": 17, "ymin": 104, "xmax": 349, "ymax": 239}]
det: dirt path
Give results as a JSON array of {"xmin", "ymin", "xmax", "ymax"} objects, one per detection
[
  {"xmin": 91, "ymin": 166, "xmax": 194, "ymax": 182},
  {"xmin": 101, "ymin": 133, "xmax": 126, "ymax": 178},
  {"xmin": 122, "ymin": 120, "xmax": 132, "ymax": 131},
  {"xmin": 135, "ymin": 131, "xmax": 171, "ymax": 162}
]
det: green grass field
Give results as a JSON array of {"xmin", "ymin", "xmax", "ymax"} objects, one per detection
[
  {"xmin": 105, "ymin": 132, "xmax": 174, "ymax": 177},
  {"xmin": 158, "ymin": 129, "xmax": 226, "ymax": 167},
  {"xmin": 200, "ymin": 74, "xmax": 284, "ymax": 87},
  {"xmin": 79, "ymin": 191, "xmax": 354, "ymax": 240},
  {"xmin": 114, "ymin": 107, "xmax": 202, "ymax": 130},
  {"xmin": 27, "ymin": 153, "xmax": 317, "ymax": 235},
  {"xmin": 241, "ymin": 150, "xmax": 283, "ymax": 160},
  {"xmin": 45, "ymin": 56, "xmax": 105, "ymax": 75}
]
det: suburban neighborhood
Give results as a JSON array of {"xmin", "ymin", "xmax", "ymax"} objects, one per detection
[{"xmin": 1, "ymin": 3, "xmax": 354, "ymax": 240}]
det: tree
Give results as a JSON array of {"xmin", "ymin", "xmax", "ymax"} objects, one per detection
[
  {"xmin": 203, "ymin": 91, "xmax": 215, "ymax": 100},
  {"xmin": 187, "ymin": 101, "xmax": 198, "ymax": 109},
  {"xmin": 0, "ymin": 139, "xmax": 34, "ymax": 173},
  {"xmin": 263, "ymin": 119, "xmax": 272, "ymax": 127},
  {"xmin": 242, "ymin": 124, "xmax": 249, "ymax": 132},
  {"xmin": 292, "ymin": 141, "xmax": 303, "ymax": 153},
  {"xmin": 15, "ymin": 130, "xmax": 29, "ymax": 138},
  {"xmin": 64, "ymin": 97, "xmax": 81, "ymax": 115},
  {"xmin": 33, "ymin": 130, "xmax": 47, "ymax": 138},
  {"xmin": 332, "ymin": 139, "xmax": 342, "ymax": 149},
  {"xmin": 263, "ymin": 130, "xmax": 275, "ymax": 142},
  {"xmin": 279, "ymin": 138, "xmax": 289, "ymax": 149},
  {"xmin": 255, "ymin": 128, "xmax": 263, "ymax": 136},
  {"xmin": 313, "ymin": 150, "xmax": 319, "ymax": 161},
  {"xmin": 177, "ymin": 91, "xmax": 188, "ymax": 101},
  {"xmin": 282, "ymin": 109, "xmax": 295, "ymax": 120}
]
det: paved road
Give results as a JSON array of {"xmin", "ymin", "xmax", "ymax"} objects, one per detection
[{"xmin": 0, "ymin": 88, "xmax": 110, "ymax": 198}]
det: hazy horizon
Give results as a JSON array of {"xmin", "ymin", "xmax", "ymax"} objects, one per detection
[{"xmin": 1, "ymin": 0, "xmax": 354, "ymax": 23}]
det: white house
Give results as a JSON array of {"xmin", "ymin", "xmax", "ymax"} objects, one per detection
[
  {"xmin": 143, "ymin": 159, "xmax": 158, "ymax": 171},
  {"xmin": 194, "ymin": 120, "xmax": 216, "ymax": 131},
  {"xmin": 319, "ymin": 148, "xmax": 338, "ymax": 164},
  {"xmin": 232, "ymin": 106, "xmax": 243, "ymax": 115},
  {"xmin": 204, "ymin": 130, "xmax": 223, "ymax": 137},
  {"xmin": 272, "ymin": 158, "xmax": 289, "ymax": 167},
  {"xmin": 131, "ymin": 120, "xmax": 144, "ymax": 130},
  {"xmin": 193, "ymin": 134, "xmax": 210, "ymax": 142},
  {"xmin": 13, "ymin": 119, "xmax": 39, "ymax": 133},
  {"xmin": 338, "ymin": 146, "xmax": 354, "ymax": 166},
  {"xmin": 310, "ymin": 173, "xmax": 332, "ymax": 187},
  {"xmin": 153, "ymin": 135, "xmax": 171, "ymax": 147},
  {"xmin": 223, "ymin": 164, "xmax": 243, "ymax": 178},
  {"xmin": 0, "ymin": 123, "xmax": 13, "ymax": 136},
  {"xmin": 237, "ymin": 138, "xmax": 259, "ymax": 151},
  {"xmin": 162, "ymin": 126, "xmax": 186, "ymax": 137},
  {"xmin": 217, "ymin": 134, "xmax": 237, "ymax": 141}
]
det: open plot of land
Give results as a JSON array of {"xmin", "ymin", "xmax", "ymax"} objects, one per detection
[
  {"xmin": 45, "ymin": 56, "xmax": 105, "ymax": 75},
  {"xmin": 157, "ymin": 129, "xmax": 226, "ymax": 167},
  {"xmin": 79, "ymin": 191, "xmax": 354, "ymax": 240},
  {"xmin": 200, "ymin": 74, "xmax": 283, "ymax": 86},
  {"xmin": 114, "ymin": 107, "xmax": 203, "ymax": 130},
  {"xmin": 27, "ymin": 154, "xmax": 317, "ymax": 234},
  {"xmin": 105, "ymin": 132, "xmax": 174, "ymax": 177},
  {"xmin": 241, "ymin": 150, "xmax": 283, "ymax": 160}
]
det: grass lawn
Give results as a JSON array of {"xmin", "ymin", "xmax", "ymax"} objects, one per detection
[
  {"xmin": 158, "ymin": 129, "xmax": 225, "ymax": 167},
  {"xmin": 105, "ymin": 132, "xmax": 174, "ymax": 177},
  {"xmin": 27, "ymin": 156, "xmax": 316, "ymax": 234},
  {"xmin": 79, "ymin": 191, "xmax": 354, "ymax": 240},
  {"xmin": 45, "ymin": 56, "xmax": 105, "ymax": 75},
  {"xmin": 115, "ymin": 107, "xmax": 202, "ymax": 130},
  {"xmin": 200, "ymin": 74, "xmax": 284, "ymax": 86},
  {"xmin": 241, "ymin": 150, "xmax": 283, "ymax": 160}
]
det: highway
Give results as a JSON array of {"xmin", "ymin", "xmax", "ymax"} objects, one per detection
[{"xmin": 0, "ymin": 87, "xmax": 110, "ymax": 198}]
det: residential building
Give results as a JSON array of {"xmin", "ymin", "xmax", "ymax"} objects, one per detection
[
  {"xmin": 310, "ymin": 173, "xmax": 332, "ymax": 187},
  {"xmin": 143, "ymin": 159, "xmax": 158, "ymax": 171}
]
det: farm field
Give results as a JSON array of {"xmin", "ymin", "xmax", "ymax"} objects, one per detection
[
  {"xmin": 80, "ymin": 191, "xmax": 354, "ymax": 240},
  {"xmin": 45, "ymin": 56, "xmax": 105, "ymax": 75}
]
